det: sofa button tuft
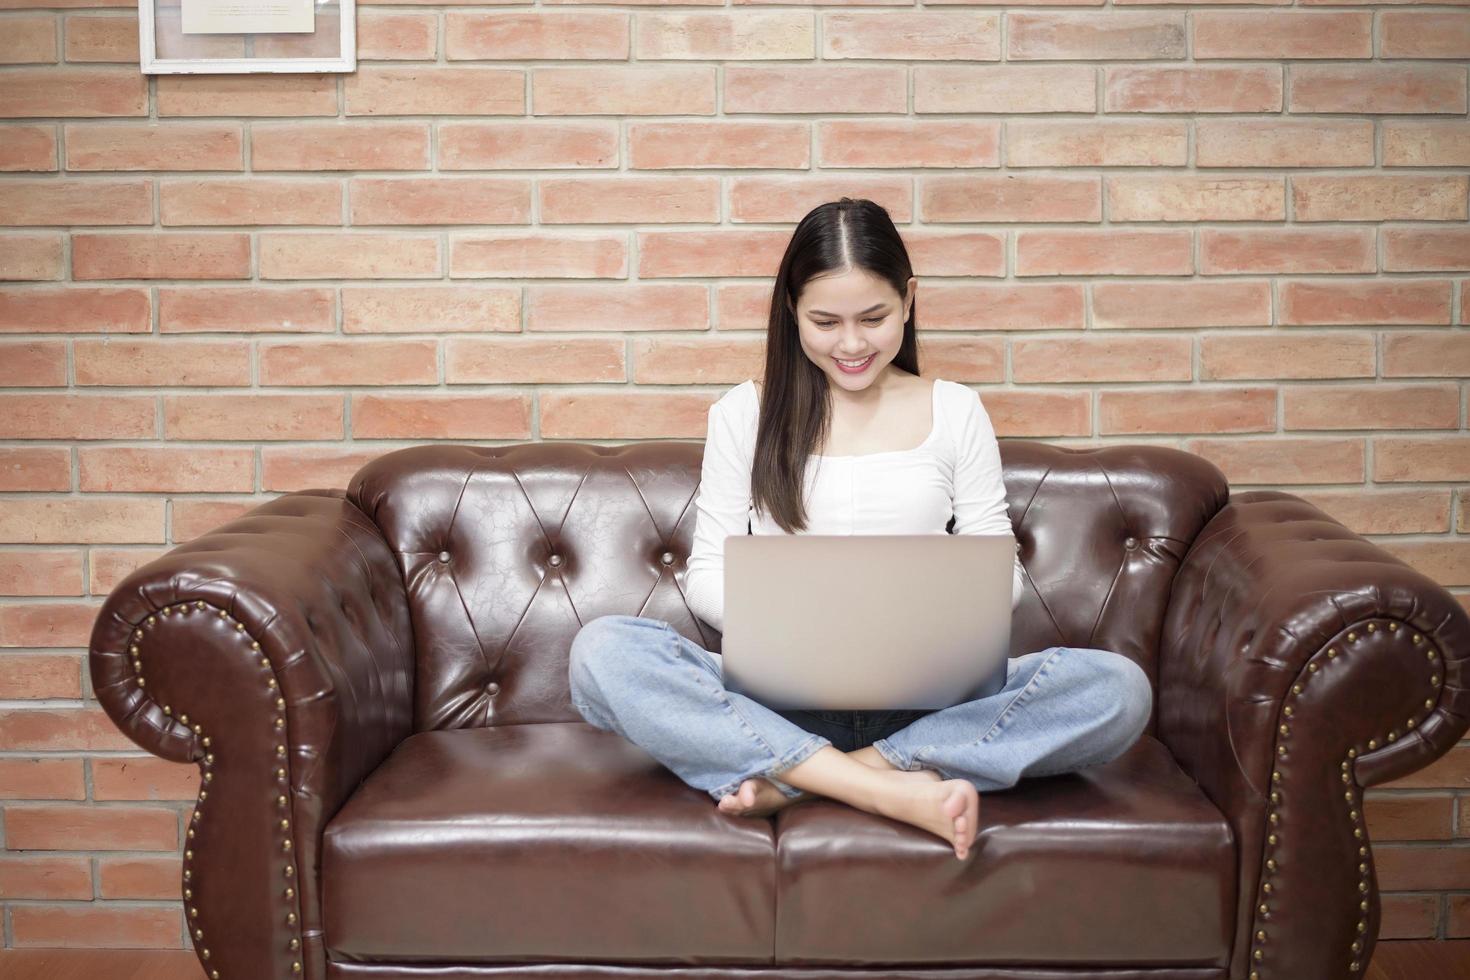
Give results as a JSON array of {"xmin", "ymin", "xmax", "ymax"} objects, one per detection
[
  {"xmin": 549, "ymin": 554, "xmax": 563, "ymax": 567},
  {"xmin": 438, "ymin": 551, "xmax": 450, "ymax": 564},
  {"xmin": 486, "ymin": 682, "xmax": 500, "ymax": 696},
  {"xmin": 661, "ymin": 551, "xmax": 675, "ymax": 565},
  {"xmin": 1124, "ymin": 537, "xmax": 1138, "ymax": 549}
]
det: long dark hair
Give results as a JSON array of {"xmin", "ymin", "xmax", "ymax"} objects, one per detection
[{"xmin": 751, "ymin": 198, "xmax": 920, "ymax": 534}]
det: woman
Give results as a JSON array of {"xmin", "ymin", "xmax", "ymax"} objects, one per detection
[{"xmin": 568, "ymin": 198, "xmax": 1152, "ymax": 861}]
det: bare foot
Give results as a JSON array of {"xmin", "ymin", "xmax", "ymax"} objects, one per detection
[
  {"xmin": 717, "ymin": 767, "xmax": 943, "ymax": 819},
  {"xmin": 872, "ymin": 776, "xmax": 981, "ymax": 861},
  {"xmin": 717, "ymin": 777, "xmax": 809, "ymax": 818}
]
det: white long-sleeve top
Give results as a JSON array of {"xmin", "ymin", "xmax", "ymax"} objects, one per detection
[{"xmin": 685, "ymin": 377, "xmax": 1025, "ymax": 633}]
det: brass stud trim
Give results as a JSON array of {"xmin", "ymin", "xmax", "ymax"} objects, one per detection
[
  {"xmin": 126, "ymin": 600, "xmax": 303, "ymax": 978},
  {"xmin": 1252, "ymin": 619, "xmax": 1443, "ymax": 979}
]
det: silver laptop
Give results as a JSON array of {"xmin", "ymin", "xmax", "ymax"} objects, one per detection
[{"xmin": 721, "ymin": 534, "xmax": 1015, "ymax": 712}]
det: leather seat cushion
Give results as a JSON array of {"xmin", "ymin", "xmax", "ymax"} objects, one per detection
[
  {"xmin": 774, "ymin": 736, "xmax": 1234, "ymax": 967},
  {"xmin": 322, "ymin": 724, "xmax": 1232, "ymax": 967}
]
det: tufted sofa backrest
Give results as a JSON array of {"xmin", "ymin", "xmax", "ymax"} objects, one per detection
[{"xmin": 347, "ymin": 442, "xmax": 1229, "ymax": 735}]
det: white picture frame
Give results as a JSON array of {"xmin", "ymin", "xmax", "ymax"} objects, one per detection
[{"xmin": 138, "ymin": 0, "xmax": 356, "ymax": 75}]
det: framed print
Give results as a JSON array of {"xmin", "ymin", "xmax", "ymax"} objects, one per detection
[{"xmin": 139, "ymin": 0, "xmax": 356, "ymax": 74}]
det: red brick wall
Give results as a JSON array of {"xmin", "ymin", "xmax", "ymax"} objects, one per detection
[{"xmin": 2, "ymin": 1, "xmax": 1469, "ymax": 951}]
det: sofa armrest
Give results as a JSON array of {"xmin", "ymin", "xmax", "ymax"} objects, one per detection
[
  {"xmin": 88, "ymin": 489, "xmax": 415, "ymax": 980},
  {"xmin": 1158, "ymin": 489, "xmax": 1470, "ymax": 980}
]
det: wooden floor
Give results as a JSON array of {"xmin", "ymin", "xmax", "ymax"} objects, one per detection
[{"xmin": 0, "ymin": 943, "xmax": 1468, "ymax": 979}]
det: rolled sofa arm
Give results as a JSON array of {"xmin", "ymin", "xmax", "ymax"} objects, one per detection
[
  {"xmin": 1158, "ymin": 489, "xmax": 1470, "ymax": 980},
  {"xmin": 88, "ymin": 490, "xmax": 415, "ymax": 980}
]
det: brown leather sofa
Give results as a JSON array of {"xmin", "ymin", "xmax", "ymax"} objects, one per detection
[{"xmin": 88, "ymin": 441, "xmax": 1470, "ymax": 980}]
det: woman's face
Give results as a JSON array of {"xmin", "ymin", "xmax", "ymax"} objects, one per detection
[{"xmin": 792, "ymin": 269, "xmax": 915, "ymax": 392}]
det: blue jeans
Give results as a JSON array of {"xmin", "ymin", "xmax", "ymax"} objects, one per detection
[{"xmin": 568, "ymin": 614, "xmax": 1153, "ymax": 803}]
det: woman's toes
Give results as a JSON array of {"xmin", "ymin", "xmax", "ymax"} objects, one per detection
[
  {"xmin": 941, "ymin": 782, "xmax": 979, "ymax": 859},
  {"xmin": 739, "ymin": 779, "xmax": 760, "ymax": 807},
  {"xmin": 717, "ymin": 777, "xmax": 794, "ymax": 818},
  {"xmin": 942, "ymin": 785, "xmax": 968, "ymax": 819}
]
